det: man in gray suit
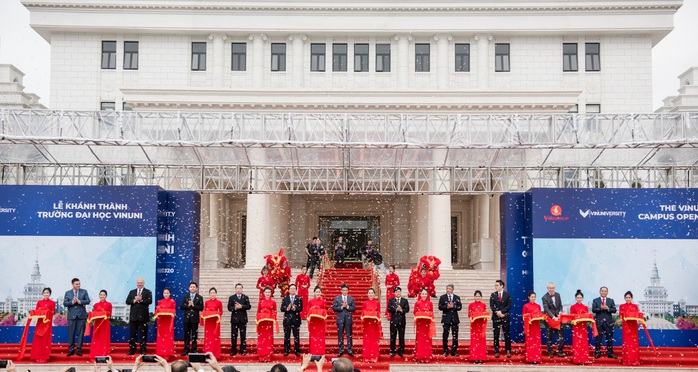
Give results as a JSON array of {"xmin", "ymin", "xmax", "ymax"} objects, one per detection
[
  {"xmin": 332, "ymin": 284, "xmax": 355, "ymax": 357},
  {"xmin": 542, "ymin": 282, "xmax": 565, "ymax": 358},
  {"xmin": 63, "ymin": 277, "xmax": 90, "ymax": 356}
]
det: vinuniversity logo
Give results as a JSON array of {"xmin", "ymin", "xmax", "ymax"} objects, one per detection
[{"xmin": 578, "ymin": 209, "xmax": 626, "ymax": 218}]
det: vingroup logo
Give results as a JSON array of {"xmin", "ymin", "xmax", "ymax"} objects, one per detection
[{"xmin": 544, "ymin": 204, "xmax": 569, "ymax": 221}]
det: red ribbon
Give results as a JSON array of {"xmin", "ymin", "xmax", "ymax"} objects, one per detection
[{"xmin": 18, "ymin": 310, "xmax": 51, "ymax": 360}]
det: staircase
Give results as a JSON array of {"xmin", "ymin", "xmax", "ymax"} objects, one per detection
[{"xmin": 199, "ymin": 267, "xmax": 500, "ymax": 342}]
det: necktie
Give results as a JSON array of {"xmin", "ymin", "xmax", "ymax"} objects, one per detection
[
  {"xmin": 74, "ymin": 291, "xmax": 78, "ymax": 299},
  {"xmin": 138, "ymin": 289, "xmax": 142, "ymax": 297},
  {"xmin": 343, "ymin": 296, "xmax": 346, "ymax": 303},
  {"xmin": 449, "ymin": 295, "xmax": 452, "ymax": 302},
  {"xmin": 602, "ymin": 298, "xmax": 606, "ymax": 306},
  {"xmin": 499, "ymin": 292, "xmax": 502, "ymax": 301},
  {"xmin": 291, "ymin": 296, "xmax": 294, "ymax": 304},
  {"xmin": 238, "ymin": 295, "xmax": 241, "ymax": 300}
]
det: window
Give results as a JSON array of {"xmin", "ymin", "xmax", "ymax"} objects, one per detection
[
  {"xmin": 311, "ymin": 43, "xmax": 326, "ymax": 72},
  {"xmin": 332, "ymin": 43, "xmax": 348, "ymax": 72},
  {"xmin": 585, "ymin": 104, "xmax": 601, "ymax": 132},
  {"xmin": 101, "ymin": 41, "xmax": 116, "ymax": 69},
  {"xmin": 455, "ymin": 43, "xmax": 470, "ymax": 72},
  {"xmin": 123, "ymin": 41, "xmax": 139, "ymax": 70},
  {"xmin": 562, "ymin": 43, "xmax": 578, "ymax": 72},
  {"xmin": 495, "ymin": 43, "xmax": 510, "ymax": 72},
  {"xmin": 354, "ymin": 44, "xmax": 369, "ymax": 72},
  {"xmin": 376, "ymin": 44, "xmax": 391, "ymax": 72},
  {"xmin": 191, "ymin": 42, "xmax": 207, "ymax": 71},
  {"xmin": 100, "ymin": 102, "xmax": 115, "ymax": 111},
  {"xmin": 232, "ymin": 42, "xmax": 246, "ymax": 71},
  {"xmin": 415, "ymin": 43, "xmax": 430, "ymax": 72},
  {"xmin": 271, "ymin": 43, "xmax": 286, "ymax": 72},
  {"xmin": 585, "ymin": 43, "xmax": 600, "ymax": 71},
  {"xmin": 123, "ymin": 102, "xmax": 133, "ymax": 111}
]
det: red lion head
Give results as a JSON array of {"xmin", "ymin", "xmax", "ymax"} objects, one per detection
[{"xmin": 263, "ymin": 248, "xmax": 292, "ymax": 297}]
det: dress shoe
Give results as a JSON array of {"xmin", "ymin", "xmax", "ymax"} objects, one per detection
[
  {"xmin": 506, "ymin": 351, "xmax": 511, "ymax": 358},
  {"xmin": 240, "ymin": 351, "xmax": 247, "ymax": 356},
  {"xmin": 558, "ymin": 352, "xmax": 567, "ymax": 358},
  {"xmin": 549, "ymin": 351, "xmax": 555, "ymax": 358},
  {"xmin": 398, "ymin": 352, "xmax": 404, "ymax": 357},
  {"xmin": 127, "ymin": 350, "xmax": 136, "ymax": 356},
  {"xmin": 283, "ymin": 352, "xmax": 290, "ymax": 356},
  {"xmin": 76, "ymin": 351, "xmax": 83, "ymax": 356},
  {"xmin": 390, "ymin": 352, "xmax": 395, "ymax": 357},
  {"xmin": 338, "ymin": 352, "xmax": 345, "ymax": 357},
  {"xmin": 229, "ymin": 351, "xmax": 237, "ymax": 356},
  {"xmin": 595, "ymin": 352, "xmax": 601, "ymax": 359},
  {"xmin": 348, "ymin": 352, "xmax": 354, "ymax": 357},
  {"xmin": 181, "ymin": 351, "xmax": 189, "ymax": 356},
  {"xmin": 295, "ymin": 352, "xmax": 301, "ymax": 357},
  {"xmin": 67, "ymin": 351, "xmax": 74, "ymax": 357},
  {"xmin": 451, "ymin": 352, "xmax": 460, "ymax": 357},
  {"xmin": 608, "ymin": 353, "xmax": 618, "ymax": 359},
  {"xmin": 443, "ymin": 352, "xmax": 449, "ymax": 357},
  {"xmin": 494, "ymin": 352, "xmax": 500, "ymax": 358}
]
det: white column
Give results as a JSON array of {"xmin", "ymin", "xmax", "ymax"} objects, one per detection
[
  {"xmin": 475, "ymin": 34, "xmax": 491, "ymax": 89},
  {"xmin": 210, "ymin": 34, "xmax": 226, "ymax": 88},
  {"xmin": 469, "ymin": 195, "xmax": 495, "ymax": 270},
  {"xmin": 396, "ymin": 35, "xmax": 410, "ymax": 89},
  {"xmin": 250, "ymin": 34, "xmax": 266, "ymax": 89},
  {"xmin": 435, "ymin": 34, "xmax": 451, "ymax": 89},
  {"xmin": 290, "ymin": 34, "xmax": 306, "ymax": 88},
  {"xmin": 427, "ymin": 195, "xmax": 452, "ymax": 269},
  {"xmin": 245, "ymin": 192, "xmax": 291, "ymax": 269}
]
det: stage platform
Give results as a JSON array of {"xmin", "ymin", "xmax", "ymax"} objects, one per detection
[{"xmin": 2, "ymin": 342, "xmax": 698, "ymax": 372}]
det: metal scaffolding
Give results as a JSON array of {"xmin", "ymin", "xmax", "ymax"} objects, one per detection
[{"xmin": 1, "ymin": 109, "xmax": 696, "ymax": 193}]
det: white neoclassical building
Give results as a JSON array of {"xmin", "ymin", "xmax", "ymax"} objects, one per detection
[{"xmin": 8, "ymin": 0, "xmax": 694, "ymax": 271}]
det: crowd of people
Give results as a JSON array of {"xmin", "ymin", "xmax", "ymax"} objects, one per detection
[{"xmin": 14, "ymin": 244, "xmax": 647, "ymax": 368}]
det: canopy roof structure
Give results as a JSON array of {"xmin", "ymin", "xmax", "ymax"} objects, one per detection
[{"xmin": 1, "ymin": 109, "xmax": 696, "ymax": 193}]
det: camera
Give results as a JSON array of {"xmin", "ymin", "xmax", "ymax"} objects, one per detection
[
  {"xmin": 67, "ymin": 367, "xmax": 76, "ymax": 372},
  {"xmin": 310, "ymin": 355, "xmax": 323, "ymax": 362},
  {"xmin": 142, "ymin": 356, "xmax": 157, "ymax": 363},
  {"xmin": 95, "ymin": 357, "xmax": 109, "ymax": 363},
  {"xmin": 0, "ymin": 361, "xmax": 8, "ymax": 369},
  {"xmin": 188, "ymin": 353, "xmax": 208, "ymax": 363}
]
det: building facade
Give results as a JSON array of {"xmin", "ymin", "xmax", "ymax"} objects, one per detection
[{"xmin": 17, "ymin": 0, "xmax": 686, "ymax": 269}]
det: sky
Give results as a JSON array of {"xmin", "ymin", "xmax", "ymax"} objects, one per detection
[{"xmin": 0, "ymin": 0, "xmax": 697, "ymax": 110}]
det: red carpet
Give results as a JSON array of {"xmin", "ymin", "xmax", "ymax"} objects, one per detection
[{"xmin": 3, "ymin": 342, "xmax": 698, "ymax": 370}]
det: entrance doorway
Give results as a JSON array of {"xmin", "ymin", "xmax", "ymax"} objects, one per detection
[{"xmin": 319, "ymin": 216, "xmax": 380, "ymax": 263}]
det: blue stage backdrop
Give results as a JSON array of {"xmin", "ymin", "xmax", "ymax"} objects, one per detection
[
  {"xmin": 501, "ymin": 188, "xmax": 698, "ymax": 347},
  {"xmin": 0, "ymin": 186, "xmax": 200, "ymax": 344}
]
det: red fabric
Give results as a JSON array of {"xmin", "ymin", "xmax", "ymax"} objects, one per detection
[
  {"xmin": 26, "ymin": 300, "xmax": 54, "ymax": 362},
  {"xmin": 89, "ymin": 301, "xmax": 112, "ymax": 359},
  {"xmin": 384, "ymin": 273, "xmax": 400, "ymax": 319},
  {"xmin": 361, "ymin": 299, "xmax": 381, "ymax": 362},
  {"xmin": 307, "ymin": 297, "xmax": 327, "ymax": 355},
  {"xmin": 295, "ymin": 274, "xmax": 311, "ymax": 319},
  {"xmin": 522, "ymin": 302, "xmax": 543, "ymax": 363},
  {"xmin": 202, "ymin": 299, "xmax": 222, "ymax": 359},
  {"xmin": 256, "ymin": 275, "xmax": 275, "ymax": 299},
  {"xmin": 414, "ymin": 298, "xmax": 434, "ymax": 362},
  {"xmin": 256, "ymin": 298, "xmax": 277, "ymax": 362},
  {"xmin": 155, "ymin": 299, "xmax": 176, "ymax": 358},
  {"xmin": 468, "ymin": 301, "xmax": 488, "ymax": 362},
  {"xmin": 620, "ymin": 303, "xmax": 641, "ymax": 366},
  {"xmin": 570, "ymin": 303, "xmax": 590, "ymax": 364}
]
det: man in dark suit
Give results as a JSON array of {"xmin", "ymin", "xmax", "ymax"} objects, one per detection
[
  {"xmin": 542, "ymin": 282, "xmax": 565, "ymax": 358},
  {"xmin": 281, "ymin": 284, "xmax": 303, "ymax": 356},
  {"xmin": 387, "ymin": 286, "xmax": 409, "ymax": 357},
  {"xmin": 125, "ymin": 277, "xmax": 153, "ymax": 355},
  {"xmin": 592, "ymin": 286, "xmax": 617, "ymax": 359},
  {"xmin": 332, "ymin": 284, "xmax": 356, "ymax": 357},
  {"xmin": 489, "ymin": 279, "xmax": 512, "ymax": 358},
  {"xmin": 63, "ymin": 277, "xmax": 90, "ymax": 356},
  {"xmin": 179, "ymin": 281, "xmax": 204, "ymax": 356},
  {"xmin": 227, "ymin": 283, "xmax": 251, "ymax": 356},
  {"xmin": 305, "ymin": 237, "xmax": 319, "ymax": 279},
  {"xmin": 438, "ymin": 284, "xmax": 462, "ymax": 357}
]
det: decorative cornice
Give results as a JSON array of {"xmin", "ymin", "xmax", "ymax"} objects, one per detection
[{"xmin": 21, "ymin": 1, "xmax": 683, "ymax": 13}]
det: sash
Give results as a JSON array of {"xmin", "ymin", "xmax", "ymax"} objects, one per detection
[
  {"xmin": 522, "ymin": 312, "xmax": 547, "ymax": 336},
  {"xmin": 307, "ymin": 307, "xmax": 327, "ymax": 321},
  {"xmin": 560, "ymin": 313, "xmax": 599, "ymax": 338},
  {"xmin": 414, "ymin": 310, "xmax": 436, "ymax": 338},
  {"xmin": 154, "ymin": 307, "xmax": 176, "ymax": 333},
  {"xmin": 621, "ymin": 311, "xmax": 656, "ymax": 352},
  {"xmin": 361, "ymin": 309, "xmax": 383, "ymax": 338},
  {"xmin": 85, "ymin": 310, "xmax": 109, "ymax": 337},
  {"xmin": 18, "ymin": 309, "xmax": 51, "ymax": 360},
  {"xmin": 200, "ymin": 309, "xmax": 221, "ymax": 326},
  {"xmin": 256, "ymin": 309, "xmax": 280, "ymax": 334}
]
